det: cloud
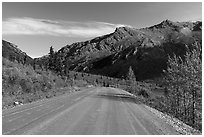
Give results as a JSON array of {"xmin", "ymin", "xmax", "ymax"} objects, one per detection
[{"xmin": 2, "ymin": 17, "xmax": 128, "ymax": 37}]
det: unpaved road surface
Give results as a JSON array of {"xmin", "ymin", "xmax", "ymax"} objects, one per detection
[{"xmin": 2, "ymin": 87, "xmax": 181, "ymax": 135}]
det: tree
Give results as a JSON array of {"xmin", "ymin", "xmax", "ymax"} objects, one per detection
[
  {"xmin": 48, "ymin": 46, "xmax": 55, "ymax": 71},
  {"xmin": 126, "ymin": 66, "xmax": 136, "ymax": 81},
  {"xmin": 126, "ymin": 66, "xmax": 137, "ymax": 93},
  {"xmin": 163, "ymin": 42, "xmax": 201, "ymax": 130},
  {"xmin": 48, "ymin": 46, "xmax": 63, "ymax": 74},
  {"xmin": 53, "ymin": 52, "xmax": 64, "ymax": 75}
]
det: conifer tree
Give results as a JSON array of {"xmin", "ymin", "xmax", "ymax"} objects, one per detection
[
  {"xmin": 126, "ymin": 66, "xmax": 137, "ymax": 93},
  {"xmin": 48, "ymin": 46, "xmax": 55, "ymax": 71},
  {"xmin": 127, "ymin": 66, "xmax": 136, "ymax": 81}
]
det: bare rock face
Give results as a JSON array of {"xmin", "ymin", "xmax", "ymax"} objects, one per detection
[{"xmin": 38, "ymin": 20, "xmax": 202, "ymax": 80}]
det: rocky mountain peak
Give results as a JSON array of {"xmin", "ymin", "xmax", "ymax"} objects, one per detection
[
  {"xmin": 114, "ymin": 26, "xmax": 128, "ymax": 33},
  {"xmin": 161, "ymin": 19, "xmax": 174, "ymax": 25},
  {"xmin": 149, "ymin": 19, "xmax": 178, "ymax": 29}
]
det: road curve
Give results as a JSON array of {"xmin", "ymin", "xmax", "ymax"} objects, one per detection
[{"xmin": 2, "ymin": 87, "xmax": 181, "ymax": 135}]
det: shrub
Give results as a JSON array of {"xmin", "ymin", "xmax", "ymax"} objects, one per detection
[
  {"xmin": 19, "ymin": 78, "xmax": 33, "ymax": 93},
  {"xmin": 138, "ymin": 89, "xmax": 149, "ymax": 98},
  {"xmin": 7, "ymin": 69, "xmax": 20, "ymax": 86}
]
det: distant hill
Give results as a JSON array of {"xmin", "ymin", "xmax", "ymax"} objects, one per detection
[{"xmin": 2, "ymin": 40, "xmax": 34, "ymax": 65}]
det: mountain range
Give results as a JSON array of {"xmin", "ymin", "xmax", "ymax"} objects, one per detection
[{"xmin": 2, "ymin": 20, "xmax": 202, "ymax": 80}]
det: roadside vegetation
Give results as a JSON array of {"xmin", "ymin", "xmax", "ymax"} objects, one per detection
[
  {"xmin": 161, "ymin": 42, "xmax": 202, "ymax": 130},
  {"xmin": 2, "ymin": 55, "xmax": 146, "ymax": 109},
  {"xmin": 2, "ymin": 55, "xmax": 130, "ymax": 109},
  {"xmin": 123, "ymin": 42, "xmax": 202, "ymax": 131},
  {"xmin": 2, "ymin": 57, "xmax": 69, "ymax": 108}
]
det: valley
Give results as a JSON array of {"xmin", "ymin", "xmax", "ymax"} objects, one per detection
[{"xmin": 2, "ymin": 19, "xmax": 202, "ymax": 134}]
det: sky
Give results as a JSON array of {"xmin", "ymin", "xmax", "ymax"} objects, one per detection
[{"xmin": 2, "ymin": 2, "xmax": 202, "ymax": 58}]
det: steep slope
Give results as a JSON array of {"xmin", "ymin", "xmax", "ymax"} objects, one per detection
[
  {"xmin": 37, "ymin": 20, "xmax": 202, "ymax": 80},
  {"xmin": 87, "ymin": 20, "xmax": 202, "ymax": 80},
  {"xmin": 2, "ymin": 40, "xmax": 34, "ymax": 65}
]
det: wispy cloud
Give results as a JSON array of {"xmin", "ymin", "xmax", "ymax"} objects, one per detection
[{"xmin": 3, "ymin": 17, "xmax": 128, "ymax": 37}]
